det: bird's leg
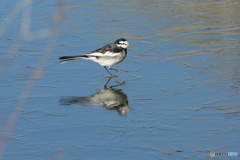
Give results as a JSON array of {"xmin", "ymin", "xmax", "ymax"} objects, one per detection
[
  {"xmin": 104, "ymin": 66, "xmax": 118, "ymax": 78},
  {"xmin": 104, "ymin": 77, "xmax": 112, "ymax": 88},
  {"xmin": 104, "ymin": 66, "xmax": 112, "ymax": 75},
  {"xmin": 109, "ymin": 67, "xmax": 128, "ymax": 73}
]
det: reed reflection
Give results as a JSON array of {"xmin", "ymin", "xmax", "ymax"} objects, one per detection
[{"xmin": 60, "ymin": 78, "xmax": 130, "ymax": 116}]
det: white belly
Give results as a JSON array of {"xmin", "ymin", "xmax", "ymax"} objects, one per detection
[{"xmin": 90, "ymin": 52, "xmax": 126, "ymax": 67}]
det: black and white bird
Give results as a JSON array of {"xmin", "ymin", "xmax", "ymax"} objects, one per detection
[
  {"xmin": 60, "ymin": 87, "xmax": 130, "ymax": 116},
  {"xmin": 59, "ymin": 38, "xmax": 131, "ymax": 77}
]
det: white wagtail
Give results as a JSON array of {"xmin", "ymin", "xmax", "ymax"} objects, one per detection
[
  {"xmin": 59, "ymin": 38, "xmax": 131, "ymax": 77},
  {"xmin": 60, "ymin": 87, "xmax": 130, "ymax": 116}
]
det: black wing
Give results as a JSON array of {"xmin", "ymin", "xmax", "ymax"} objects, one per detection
[{"xmin": 90, "ymin": 43, "xmax": 123, "ymax": 54}]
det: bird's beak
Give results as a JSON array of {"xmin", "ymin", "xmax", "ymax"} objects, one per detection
[{"xmin": 128, "ymin": 43, "xmax": 133, "ymax": 49}]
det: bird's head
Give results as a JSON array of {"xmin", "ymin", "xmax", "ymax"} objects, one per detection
[{"xmin": 114, "ymin": 38, "xmax": 131, "ymax": 49}]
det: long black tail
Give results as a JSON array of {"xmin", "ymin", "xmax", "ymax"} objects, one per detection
[{"xmin": 59, "ymin": 55, "xmax": 88, "ymax": 62}]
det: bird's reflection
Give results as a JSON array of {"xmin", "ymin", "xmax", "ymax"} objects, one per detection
[{"xmin": 59, "ymin": 78, "xmax": 130, "ymax": 116}]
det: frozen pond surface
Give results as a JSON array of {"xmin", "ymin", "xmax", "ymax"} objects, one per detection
[{"xmin": 0, "ymin": 0, "xmax": 240, "ymax": 159}]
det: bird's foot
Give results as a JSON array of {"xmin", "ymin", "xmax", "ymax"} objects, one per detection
[
  {"xmin": 115, "ymin": 80, "xmax": 126, "ymax": 86},
  {"xmin": 105, "ymin": 74, "xmax": 118, "ymax": 78},
  {"xmin": 118, "ymin": 69, "xmax": 128, "ymax": 73},
  {"xmin": 110, "ymin": 68, "xmax": 128, "ymax": 73},
  {"xmin": 109, "ymin": 80, "xmax": 126, "ymax": 88}
]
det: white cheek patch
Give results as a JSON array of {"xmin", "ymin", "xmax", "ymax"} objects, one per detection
[
  {"xmin": 120, "ymin": 41, "xmax": 129, "ymax": 45},
  {"xmin": 118, "ymin": 41, "xmax": 129, "ymax": 48}
]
